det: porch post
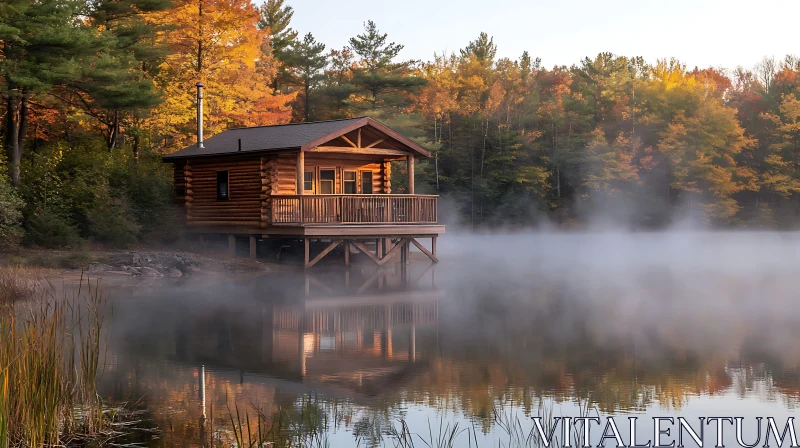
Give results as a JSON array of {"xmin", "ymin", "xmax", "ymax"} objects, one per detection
[
  {"xmin": 228, "ymin": 234, "xmax": 236, "ymax": 256},
  {"xmin": 407, "ymin": 155, "xmax": 415, "ymax": 194},
  {"xmin": 296, "ymin": 151, "xmax": 305, "ymax": 195}
]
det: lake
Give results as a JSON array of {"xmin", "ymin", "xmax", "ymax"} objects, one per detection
[{"xmin": 97, "ymin": 232, "xmax": 800, "ymax": 447}]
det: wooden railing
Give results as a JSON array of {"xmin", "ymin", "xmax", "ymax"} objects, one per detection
[{"xmin": 271, "ymin": 195, "xmax": 438, "ymax": 225}]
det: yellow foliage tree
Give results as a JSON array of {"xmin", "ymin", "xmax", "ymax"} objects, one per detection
[{"xmin": 149, "ymin": 0, "xmax": 295, "ymax": 151}]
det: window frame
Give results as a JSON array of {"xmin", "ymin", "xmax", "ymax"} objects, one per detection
[
  {"xmin": 319, "ymin": 168, "xmax": 336, "ymax": 195},
  {"xmin": 342, "ymin": 170, "xmax": 357, "ymax": 194},
  {"xmin": 303, "ymin": 171, "xmax": 315, "ymax": 194},
  {"xmin": 216, "ymin": 170, "xmax": 230, "ymax": 201},
  {"xmin": 360, "ymin": 170, "xmax": 374, "ymax": 195}
]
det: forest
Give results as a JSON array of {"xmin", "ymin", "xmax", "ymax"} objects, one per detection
[{"xmin": 1, "ymin": 0, "xmax": 800, "ymax": 249}]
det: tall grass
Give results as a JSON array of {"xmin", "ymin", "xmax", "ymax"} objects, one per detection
[
  {"xmin": 226, "ymin": 396, "xmax": 330, "ymax": 448},
  {"xmin": 0, "ymin": 271, "xmax": 107, "ymax": 447}
]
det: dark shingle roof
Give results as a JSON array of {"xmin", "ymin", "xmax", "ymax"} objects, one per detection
[{"xmin": 162, "ymin": 117, "xmax": 430, "ymax": 160}]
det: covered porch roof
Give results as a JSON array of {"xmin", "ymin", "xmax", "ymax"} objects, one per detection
[{"xmin": 162, "ymin": 116, "xmax": 431, "ymax": 160}]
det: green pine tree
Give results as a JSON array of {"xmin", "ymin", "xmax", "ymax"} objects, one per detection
[
  {"xmin": 287, "ymin": 33, "xmax": 328, "ymax": 121},
  {"xmin": 258, "ymin": 0, "xmax": 299, "ymax": 93},
  {"xmin": 348, "ymin": 20, "xmax": 425, "ymax": 109},
  {"xmin": 0, "ymin": 0, "xmax": 97, "ymax": 186},
  {"xmin": 75, "ymin": 0, "xmax": 170, "ymax": 153}
]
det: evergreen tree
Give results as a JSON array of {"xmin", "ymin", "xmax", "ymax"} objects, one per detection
[
  {"xmin": 348, "ymin": 20, "xmax": 425, "ymax": 109},
  {"xmin": 318, "ymin": 47, "xmax": 359, "ymax": 118},
  {"xmin": 73, "ymin": 0, "xmax": 171, "ymax": 152},
  {"xmin": 287, "ymin": 33, "xmax": 327, "ymax": 121},
  {"xmin": 0, "ymin": 0, "xmax": 97, "ymax": 186},
  {"xmin": 258, "ymin": 0, "xmax": 299, "ymax": 92}
]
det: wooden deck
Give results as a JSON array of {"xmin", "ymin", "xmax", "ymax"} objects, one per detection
[
  {"xmin": 271, "ymin": 194, "xmax": 438, "ymax": 225},
  {"xmin": 189, "ymin": 194, "xmax": 443, "ymax": 267}
]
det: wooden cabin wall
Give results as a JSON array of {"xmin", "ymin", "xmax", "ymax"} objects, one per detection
[
  {"xmin": 174, "ymin": 151, "xmax": 396, "ymax": 228},
  {"xmin": 184, "ymin": 156, "xmax": 263, "ymax": 227}
]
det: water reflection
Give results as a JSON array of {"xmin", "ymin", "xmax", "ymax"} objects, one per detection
[{"xmin": 97, "ymin": 236, "xmax": 800, "ymax": 446}]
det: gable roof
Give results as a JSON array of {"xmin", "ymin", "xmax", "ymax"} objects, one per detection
[{"xmin": 162, "ymin": 117, "xmax": 431, "ymax": 160}]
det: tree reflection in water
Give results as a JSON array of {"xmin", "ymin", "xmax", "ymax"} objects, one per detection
[{"xmin": 98, "ymin": 235, "xmax": 800, "ymax": 446}]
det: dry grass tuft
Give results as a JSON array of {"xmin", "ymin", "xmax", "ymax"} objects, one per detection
[{"xmin": 0, "ymin": 273, "xmax": 108, "ymax": 447}]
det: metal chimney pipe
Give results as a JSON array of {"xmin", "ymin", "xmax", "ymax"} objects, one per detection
[{"xmin": 196, "ymin": 82, "xmax": 205, "ymax": 148}]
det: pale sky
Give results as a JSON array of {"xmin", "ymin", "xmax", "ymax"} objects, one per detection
[{"xmin": 284, "ymin": 0, "xmax": 799, "ymax": 71}]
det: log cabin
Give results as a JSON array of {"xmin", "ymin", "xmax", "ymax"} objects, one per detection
[{"xmin": 163, "ymin": 85, "xmax": 444, "ymax": 267}]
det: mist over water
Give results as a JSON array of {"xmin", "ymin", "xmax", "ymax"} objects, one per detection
[{"xmin": 97, "ymin": 231, "xmax": 800, "ymax": 446}]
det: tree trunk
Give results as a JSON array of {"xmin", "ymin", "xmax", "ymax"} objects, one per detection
[
  {"xmin": 18, "ymin": 92, "xmax": 28, "ymax": 151},
  {"xmin": 132, "ymin": 133, "xmax": 140, "ymax": 162},
  {"xmin": 6, "ymin": 89, "xmax": 21, "ymax": 187},
  {"xmin": 107, "ymin": 110, "xmax": 119, "ymax": 150}
]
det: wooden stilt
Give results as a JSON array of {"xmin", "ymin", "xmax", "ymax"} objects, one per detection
[
  {"xmin": 228, "ymin": 234, "xmax": 236, "ymax": 256},
  {"xmin": 432, "ymin": 236, "xmax": 437, "ymax": 259},
  {"xmin": 249, "ymin": 236, "xmax": 257, "ymax": 259},
  {"xmin": 304, "ymin": 238, "xmax": 310, "ymax": 268},
  {"xmin": 410, "ymin": 238, "xmax": 439, "ymax": 263},
  {"xmin": 376, "ymin": 238, "xmax": 383, "ymax": 259},
  {"xmin": 351, "ymin": 240, "xmax": 382, "ymax": 265},
  {"xmin": 344, "ymin": 240, "xmax": 350, "ymax": 266},
  {"xmin": 306, "ymin": 239, "xmax": 342, "ymax": 268},
  {"xmin": 377, "ymin": 238, "xmax": 407, "ymax": 266}
]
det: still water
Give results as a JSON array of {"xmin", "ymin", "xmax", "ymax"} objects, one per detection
[{"xmin": 98, "ymin": 232, "xmax": 800, "ymax": 447}]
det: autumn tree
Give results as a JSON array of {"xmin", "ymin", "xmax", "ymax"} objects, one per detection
[{"xmin": 149, "ymin": 0, "xmax": 294, "ymax": 150}]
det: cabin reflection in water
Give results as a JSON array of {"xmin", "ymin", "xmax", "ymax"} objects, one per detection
[{"xmin": 173, "ymin": 266, "xmax": 440, "ymax": 394}]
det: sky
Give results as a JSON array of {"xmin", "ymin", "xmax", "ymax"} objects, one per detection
[{"xmin": 284, "ymin": 0, "xmax": 799, "ymax": 71}]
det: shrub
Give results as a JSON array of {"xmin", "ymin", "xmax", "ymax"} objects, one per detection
[
  {"xmin": 0, "ymin": 172, "xmax": 24, "ymax": 249},
  {"xmin": 23, "ymin": 206, "xmax": 82, "ymax": 249},
  {"xmin": 108, "ymin": 152, "xmax": 178, "ymax": 243},
  {"xmin": 87, "ymin": 194, "xmax": 141, "ymax": 248}
]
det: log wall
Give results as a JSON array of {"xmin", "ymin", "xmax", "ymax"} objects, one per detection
[
  {"xmin": 185, "ymin": 156, "xmax": 264, "ymax": 227},
  {"xmin": 176, "ymin": 151, "xmax": 394, "ymax": 228}
]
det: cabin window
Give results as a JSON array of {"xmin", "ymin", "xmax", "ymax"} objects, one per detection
[
  {"xmin": 343, "ymin": 170, "xmax": 357, "ymax": 194},
  {"xmin": 216, "ymin": 171, "xmax": 229, "ymax": 200},
  {"xmin": 361, "ymin": 171, "xmax": 373, "ymax": 194},
  {"xmin": 303, "ymin": 171, "xmax": 314, "ymax": 193},
  {"xmin": 320, "ymin": 169, "xmax": 335, "ymax": 194}
]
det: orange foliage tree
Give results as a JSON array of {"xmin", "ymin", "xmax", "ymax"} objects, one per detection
[{"xmin": 148, "ymin": 0, "xmax": 294, "ymax": 151}]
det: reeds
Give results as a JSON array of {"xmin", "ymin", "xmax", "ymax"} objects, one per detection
[
  {"xmin": 226, "ymin": 396, "xmax": 330, "ymax": 448},
  {"xmin": 0, "ymin": 273, "xmax": 107, "ymax": 447},
  {"xmin": 220, "ymin": 396, "xmax": 565, "ymax": 448}
]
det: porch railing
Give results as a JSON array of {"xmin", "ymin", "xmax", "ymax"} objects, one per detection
[{"xmin": 271, "ymin": 194, "xmax": 438, "ymax": 225}]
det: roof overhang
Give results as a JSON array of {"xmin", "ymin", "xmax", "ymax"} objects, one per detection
[{"xmin": 162, "ymin": 117, "xmax": 431, "ymax": 162}]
